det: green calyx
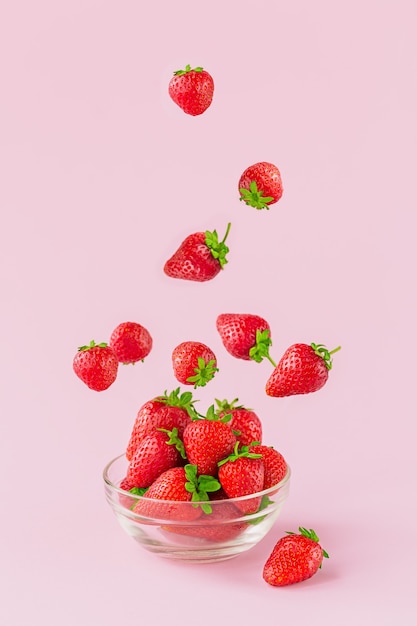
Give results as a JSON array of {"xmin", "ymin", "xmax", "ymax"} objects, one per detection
[
  {"xmin": 129, "ymin": 486, "xmax": 148, "ymax": 496},
  {"xmin": 202, "ymin": 404, "xmax": 232, "ymax": 424},
  {"xmin": 173, "ymin": 64, "xmax": 204, "ymax": 76},
  {"xmin": 184, "ymin": 464, "xmax": 221, "ymax": 514},
  {"xmin": 311, "ymin": 344, "xmax": 341, "ymax": 371},
  {"xmin": 218, "ymin": 441, "xmax": 262, "ymax": 467},
  {"xmin": 158, "ymin": 387, "xmax": 200, "ymax": 420},
  {"xmin": 215, "ymin": 398, "xmax": 250, "ymax": 413},
  {"xmin": 239, "ymin": 180, "xmax": 274, "ymax": 210},
  {"xmin": 205, "ymin": 222, "xmax": 231, "ymax": 269},
  {"xmin": 157, "ymin": 427, "xmax": 187, "ymax": 460},
  {"xmin": 286, "ymin": 527, "xmax": 329, "ymax": 562},
  {"xmin": 186, "ymin": 358, "xmax": 219, "ymax": 388},
  {"xmin": 78, "ymin": 340, "xmax": 107, "ymax": 351},
  {"xmin": 249, "ymin": 329, "xmax": 277, "ymax": 367}
]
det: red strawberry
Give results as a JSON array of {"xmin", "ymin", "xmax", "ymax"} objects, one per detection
[
  {"xmin": 217, "ymin": 442, "xmax": 264, "ymax": 514},
  {"xmin": 168, "ymin": 64, "xmax": 214, "ymax": 116},
  {"xmin": 239, "ymin": 161, "xmax": 283, "ymax": 210},
  {"xmin": 133, "ymin": 464, "xmax": 220, "ymax": 521},
  {"xmin": 216, "ymin": 313, "xmax": 275, "ymax": 363},
  {"xmin": 263, "ymin": 527, "xmax": 329, "ymax": 586},
  {"xmin": 109, "ymin": 321, "xmax": 152, "ymax": 364},
  {"xmin": 118, "ymin": 479, "xmax": 148, "ymax": 510},
  {"xmin": 183, "ymin": 405, "xmax": 237, "ymax": 476},
  {"xmin": 126, "ymin": 428, "xmax": 185, "ymax": 489},
  {"xmin": 164, "ymin": 500, "xmax": 247, "ymax": 542},
  {"xmin": 265, "ymin": 343, "xmax": 341, "ymax": 397},
  {"xmin": 126, "ymin": 388, "xmax": 197, "ymax": 461},
  {"xmin": 172, "ymin": 341, "xmax": 218, "ymax": 388},
  {"xmin": 250, "ymin": 445, "xmax": 287, "ymax": 488},
  {"xmin": 164, "ymin": 223, "xmax": 231, "ymax": 282},
  {"xmin": 215, "ymin": 398, "xmax": 262, "ymax": 446},
  {"xmin": 73, "ymin": 340, "xmax": 118, "ymax": 391}
]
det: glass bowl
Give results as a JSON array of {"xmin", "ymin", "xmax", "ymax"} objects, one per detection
[{"xmin": 103, "ymin": 453, "xmax": 291, "ymax": 563}]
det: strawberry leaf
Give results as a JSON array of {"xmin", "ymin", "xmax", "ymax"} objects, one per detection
[
  {"xmin": 186, "ymin": 358, "xmax": 219, "ymax": 388},
  {"xmin": 184, "ymin": 464, "xmax": 221, "ymax": 514},
  {"xmin": 239, "ymin": 181, "xmax": 274, "ymax": 210},
  {"xmin": 248, "ymin": 329, "xmax": 277, "ymax": 366},
  {"xmin": 205, "ymin": 222, "xmax": 231, "ymax": 269}
]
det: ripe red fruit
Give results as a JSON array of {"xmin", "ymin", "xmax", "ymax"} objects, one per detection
[
  {"xmin": 133, "ymin": 464, "xmax": 220, "ymax": 521},
  {"xmin": 168, "ymin": 65, "xmax": 214, "ymax": 116},
  {"xmin": 250, "ymin": 445, "xmax": 287, "ymax": 488},
  {"xmin": 126, "ymin": 428, "xmax": 185, "ymax": 489},
  {"xmin": 239, "ymin": 162, "xmax": 283, "ymax": 210},
  {"xmin": 265, "ymin": 343, "xmax": 341, "ymax": 397},
  {"xmin": 183, "ymin": 406, "xmax": 237, "ymax": 476},
  {"xmin": 125, "ymin": 388, "xmax": 197, "ymax": 461},
  {"xmin": 164, "ymin": 224, "xmax": 231, "ymax": 282},
  {"xmin": 217, "ymin": 443, "xmax": 264, "ymax": 514},
  {"xmin": 216, "ymin": 313, "xmax": 275, "ymax": 363},
  {"xmin": 73, "ymin": 340, "xmax": 118, "ymax": 391},
  {"xmin": 263, "ymin": 527, "xmax": 329, "ymax": 586},
  {"xmin": 172, "ymin": 341, "xmax": 218, "ymax": 388},
  {"xmin": 109, "ymin": 321, "xmax": 152, "ymax": 364},
  {"xmin": 164, "ymin": 500, "xmax": 247, "ymax": 542},
  {"xmin": 215, "ymin": 398, "xmax": 262, "ymax": 446}
]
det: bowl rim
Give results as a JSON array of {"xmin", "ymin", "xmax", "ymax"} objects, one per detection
[{"xmin": 103, "ymin": 452, "xmax": 291, "ymax": 505}]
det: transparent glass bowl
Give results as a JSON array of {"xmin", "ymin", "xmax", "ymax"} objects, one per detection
[{"xmin": 103, "ymin": 453, "xmax": 291, "ymax": 563}]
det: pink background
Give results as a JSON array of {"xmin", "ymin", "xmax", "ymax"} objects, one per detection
[{"xmin": 1, "ymin": 0, "xmax": 416, "ymax": 623}]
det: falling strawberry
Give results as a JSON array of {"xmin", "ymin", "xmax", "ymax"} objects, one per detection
[
  {"xmin": 183, "ymin": 405, "xmax": 237, "ymax": 476},
  {"xmin": 73, "ymin": 340, "xmax": 118, "ymax": 391},
  {"xmin": 168, "ymin": 64, "xmax": 214, "ymax": 116},
  {"xmin": 217, "ymin": 442, "xmax": 264, "ymax": 514},
  {"xmin": 215, "ymin": 398, "xmax": 262, "ymax": 446},
  {"xmin": 172, "ymin": 341, "xmax": 218, "ymax": 388},
  {"xmin": 239, "ymin": 162, "xmax": 283, "ymax": 210},
  {"xmin": 265, "ymin": 343, "xmax": 341, "ymax": 397},
  {"xmin": 125, "ymin": 388, "xmax": 198, "ymax": 461},
  {"xmin": 109, "ymin": 321, "xmax": 153, "ymax": 364},
  {"xmin": 126, "ymin": 428, "xmax": 186, "ymax": 489},
  {"xmin": 250, "ymin": 444, "xmax": 287, "ymax": 488},
  {"xmin": 263, "ymin": 527, "xmax": 329, "ymax": 586},
  {"xmin": 164, "ymin": 223, "xmax": 231, "ymax": 282},
  {"xmin": 216, "ymin": 313, "xmax": 275, "ymax": 363}
]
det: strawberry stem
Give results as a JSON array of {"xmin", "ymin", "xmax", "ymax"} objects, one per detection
[
  {"xmin": 249, "ymin": 329, "xmax": 276, "ymax": 366},
  {"xmin": 205, "ymin": 223, "xmax": 231, "ymax": 269},
  {"xmin": 239, "ymin": 180, "xmax": 275, "ymax": 210},
  {"xmin": 311, "ymin": 344, "xmax": 341, "ymax": 370}
]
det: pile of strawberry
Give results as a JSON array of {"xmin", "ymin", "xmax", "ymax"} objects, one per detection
[
  {"xmin": 73, "ymin": 65, "xmax": 340, "ymax": 587},
  {"xmin": 119, "ymin": 388, "xmax": 288, "ymax": 540}
]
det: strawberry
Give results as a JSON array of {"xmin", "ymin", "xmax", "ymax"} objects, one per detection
[
  {"xmin": 168, "ymin": 64, "xmax": 214, "ymax": 116},
  {"xmin": 164, "ymin": 223, "xmax": 231, "ymax": 282},
  {"xmin": 118, "ymin": 479, "xmax": 148, "ymax": 509},
  {"xmin": 109, "ymin": 321, "xmax": 152, "ymax": 364},
  {"xmin": 172, "ymin": 341, "xmax": 218, "ymax": 388},
  {"xmin": 216, "ymin": 313, "xmax": 275, "ymax": 363},
  {"xmin": 126, "ymin": 428, "xmax": 185, "ymax": 488},
  {"xmin": 125, "ymin": 388, "xmax": 197, "ymax": 461},
  {"xmin": 133, "ymin": 464, "xmax": 220, "ymax": 521},
  {"xmin": 215, "ymin": 398, "xmax": 262, "ymax": 446},
  {"xmin": 263, "ymin": 527, "xmax": 329, "ymax": 586},
  {"xmin": 164, "ymin": 499, "xmax": 248, "ymax": 542},
  {"xmin": 239, "ymin": 161, "xmax": 283, "ymax": 210},
  {"xmin": 73, "ymin": 340, "xmax": 118, "ymax": 391},
  {"xmin": 265, "ymin": 343, "xmax": 341, "ymax": 397},
  {"xmin": 217, "ymin": 442, "xmax": 264, "ymax": 514},
  {"xmin": 183, "ymin": 405, "xmax": 237, "ymax": 476},
  {"xmin": 250, "ymin": 444, "xmax": 287, "ymax": 488}
]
